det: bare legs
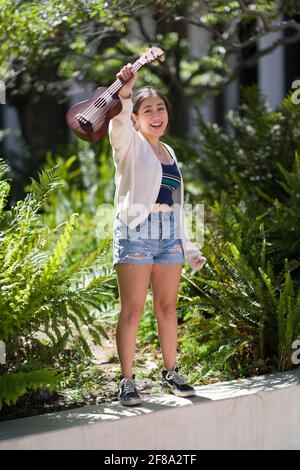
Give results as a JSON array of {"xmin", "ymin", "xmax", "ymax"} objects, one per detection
[
  {"xmin": 115, "ymin": 261, "xmax": 183, "ymax": 378},
  {"xmin": 150, "ymin": 263, "xmax": 183, "ymax": 370},
  {"xmin": 115, "ymin": 262, "xmax": 152, "ymax": 379}
]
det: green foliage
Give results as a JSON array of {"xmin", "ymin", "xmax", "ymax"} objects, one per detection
[
  {"xmin": 0, "ymin": 160, "xmax": 111, "ymax": 345},
  {"xmin": 148, "ymin": 1, "xmax": 300, "ymax": 97},
  {"xmin": 176, "ymin": 88, "xmax": 300, "ymax": 380},
  {"xmin": 0, "ymin": 369, "xmax": 62, "ymax": 409},
  {"xmin": 185, "ymin": 87, "xmax": 300, "ymax": 273},
  {"xmin": 0, "ymin": 156, "xmax": 116, "ymax": 410},
  {"xmin": 43, "ymin": 136, "xmax": 115, "ymax": 224},
  {"xmin": 0, "ymin": 0, "xmax": 132, "ymax": 92},
  {"xmin": 179, "ymin": 236, "xmax": 300, "ymax": 379},
  {"xmin": 191, "ymin": 86, "xmax": 300, "ymax": 202},
  {"xmin": 277, "ymin": 264, "xmax": 300, "ymax": 371}
]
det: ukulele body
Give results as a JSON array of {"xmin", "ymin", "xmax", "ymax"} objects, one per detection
[
  {"xmin": 66, "ymin": 46, "xmax": 164, "ymax": 142},
  {"xmin": 66, "ymin": 87, "xmax": 123, "ymax": 142}
]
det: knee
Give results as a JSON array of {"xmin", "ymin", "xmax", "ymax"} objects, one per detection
[
  {"xmin": 120, "ymin": 307, "xmax": 143, "ymax": 326},
  {"xmin": 154, "ymin": 303, "xmax": 177, "ymax": 320}
]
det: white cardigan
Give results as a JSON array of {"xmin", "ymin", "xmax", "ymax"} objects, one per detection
[{"xmin": 108, "ymin": 94, "xmax": 206, "ymax": 272}]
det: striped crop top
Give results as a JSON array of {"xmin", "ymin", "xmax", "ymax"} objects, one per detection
[{"xmin": 155, "ymin": 150, "xmax": 181, "ymax": 206}]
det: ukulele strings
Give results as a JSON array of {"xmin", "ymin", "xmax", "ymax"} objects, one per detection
[
  {"xmin": 80, "ymin": 60, "xmax": 142, "ymax": 123},
  {"xmin": 80, "ymin": 85, "xmax": 134, "ymax": 131},
  {"xmin": 80, "ymin": 76, "xmax": 130, "ymax": 121},
  {"xmin": 87, "ymin": 98, "xmax": 119, "ymax": 130},
  {"xmin": 84, "ymin": 83, "xmax": 130, "ymax": 129},
  {"xmin": 91, "ymin": 51, "xmax": 162, "ymax": 128},
  {"xmin": 83, "ymin": 80, "xmax": 128, "ymax": 128},
  {"xmin": 81, "ymin": 62, "xmax": 141, "ymax": 122},
  {"xmin": 80, "ymin": 49, "xmax": 160, "ymax": 123}
]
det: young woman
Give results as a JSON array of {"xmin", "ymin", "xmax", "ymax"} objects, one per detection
[{"xmin": 109, "ymin": 63, "xmax": 206, "ymax": 406}]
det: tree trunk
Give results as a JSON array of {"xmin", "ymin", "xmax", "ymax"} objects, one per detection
[
  {"xmin": 14, "ymin": 92, "xmax": 68, "ymax": 180},
  {"xmin": 7, "ymin": 63, "xmax": 69, "ymax": 183},
  {"xmin": 154, "ymin": 7, "xmax": 189, "ymax": 137}
]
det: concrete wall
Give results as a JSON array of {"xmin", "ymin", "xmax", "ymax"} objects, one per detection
[{"xmin": 0, "ymin": 369, "xmax": 299, "ymax": 450}]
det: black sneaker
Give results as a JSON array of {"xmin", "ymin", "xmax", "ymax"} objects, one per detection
[
  {"xmin": 118, "ymin": 374, "xmax": 142, "ymax": 406},
  {"xmin": 162, "ymin": 366, "xmax": 196, "ymax": 397}
]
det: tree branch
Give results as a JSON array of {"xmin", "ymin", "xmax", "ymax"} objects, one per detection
[
  {"xmin": 238, "ymin": 0, "xmax": 270, "ymax": 31},
  {"xmin": 135, "ymin": 15, "xmax": 154, "ymax": 43}
]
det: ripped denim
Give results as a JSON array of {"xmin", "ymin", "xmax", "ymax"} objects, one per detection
[{"xmin": 112, "ymin": 210, "xmax": 185, "ymax": 266}]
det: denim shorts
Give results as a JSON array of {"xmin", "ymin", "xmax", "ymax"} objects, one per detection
[{"xmin": 113, "ymin": 209, "xmax": 185, "ymax": 266}]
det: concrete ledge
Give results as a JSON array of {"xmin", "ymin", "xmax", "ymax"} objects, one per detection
[{"xmin": 0, "ymin": 369, "xmax": 300, "ymax": 450}]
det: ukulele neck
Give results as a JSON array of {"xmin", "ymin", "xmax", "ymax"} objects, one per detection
[{"xmin": 107, "ymin": 60, "xmax": 144, "ymax": 97}]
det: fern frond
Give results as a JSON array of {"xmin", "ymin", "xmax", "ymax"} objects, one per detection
[{"xmin": 0, "ymin": 369, "xmax": 62, "ymax": 410}]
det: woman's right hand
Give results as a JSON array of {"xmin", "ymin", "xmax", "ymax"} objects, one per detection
[{"xmin": 117, "ymin": 63, "xmax": 137, "ymax": 99}]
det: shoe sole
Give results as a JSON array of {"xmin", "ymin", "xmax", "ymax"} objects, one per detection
[
  {"xmin": 163, "ymin": 383, "xmax": 196, "ymax": 398},
  {"xmin": 119, "ymin": 398, "xmax": 142, "ymax": 406},
  {"xmin": 171, "ymin": 389, "xmax": 196, "ymax": 398}
]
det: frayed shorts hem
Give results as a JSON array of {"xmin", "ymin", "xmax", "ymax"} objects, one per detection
[
  {"xmin": 113, "ymin": 258, "xmax": 185, "ymax": 267},
  {"xmin": 113, "ymin": 210, "xmax": 185, "ymax": 267}
]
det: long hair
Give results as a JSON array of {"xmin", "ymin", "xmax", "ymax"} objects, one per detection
[{"xmin": 132, "ymin": 86, "xmax": 171, "ymax": 135}]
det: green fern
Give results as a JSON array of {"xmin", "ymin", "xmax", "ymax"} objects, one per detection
[
  {"xmin": 0, "ymin": 369, "xmax": 62, "ymax": 410},
  {"xmin": 0, "ymin": 157, "xmax": 115, "ymax": 409},
  {"xmin": 277, "ymin": 263, "xmax": 300, "ymax": 370},
  {"xmin": 180, "ymin": 237, "xmax": 300, "ymax": 377}
]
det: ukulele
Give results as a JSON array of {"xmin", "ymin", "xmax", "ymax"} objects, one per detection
[{"xmin": 66, "ymin": 46, "xmax": 165, "ymax": 142}]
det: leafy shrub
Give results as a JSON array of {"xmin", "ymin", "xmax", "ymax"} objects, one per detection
[
  {"xmin": 0, "ymin": 157, "xmax": 114, "ymax": 409},
  {"xmin": 177, "ymin": 89, "xmax": 300, "ymax": 380}
]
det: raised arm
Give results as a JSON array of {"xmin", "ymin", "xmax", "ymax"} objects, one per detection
[{"xmin": 108, "ymin": 64, "xmax": 137, "ymax": 164}]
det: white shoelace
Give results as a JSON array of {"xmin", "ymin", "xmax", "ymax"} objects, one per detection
[
  {"xmin": 121, "ymin": 378, "xmax": 137, "ymax": 394},
  {"xmin": 165, "ymin": 370, "xmax": 186, "ymax": 385}
]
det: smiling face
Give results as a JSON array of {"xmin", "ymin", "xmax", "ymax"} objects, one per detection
[{"xmin": 132, "ymin": 95, "xmax": 169, "ymax": 142}]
